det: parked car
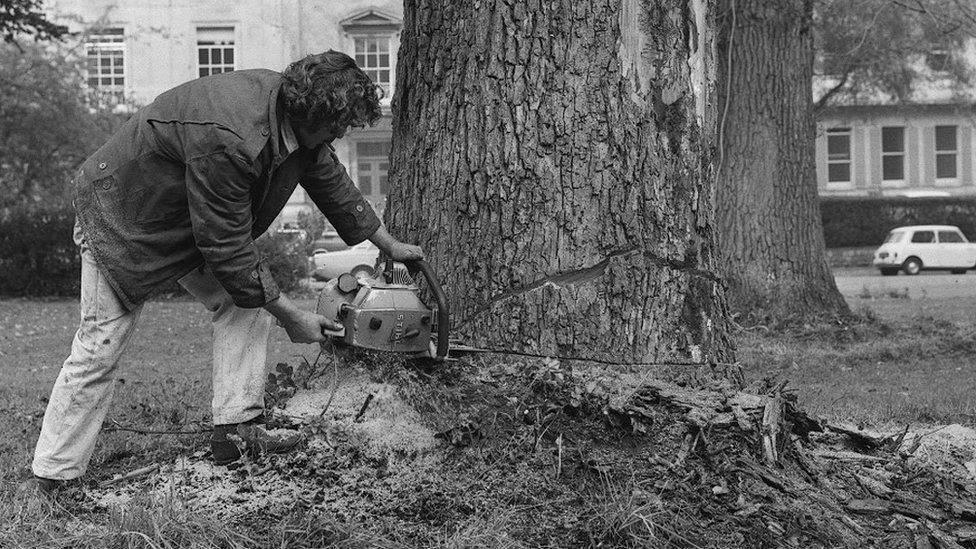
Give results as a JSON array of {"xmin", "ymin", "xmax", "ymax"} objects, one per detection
[
  {"xmin": 872, "ymin": 225, "xmax": 976, "ymax": 276},
  {"xmin": 308, "ymin": 226, "xmax": 348, "ymax": 253},
  {"xmin": 310, "ymin": 241, "xmax": 380, "ymax": 281}
]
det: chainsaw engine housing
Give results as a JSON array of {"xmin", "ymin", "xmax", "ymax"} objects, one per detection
[{"xmin": 317, "ymin": 272, "xmax": 434, "ymax": 354}]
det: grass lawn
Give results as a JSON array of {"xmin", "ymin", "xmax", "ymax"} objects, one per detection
[
  {"xmin": 1, "ymin": 289, "xmax": 975, "ymax": 546},
  {"xmin": 0, "ymin": 298, "xmax": 321, "ymax": 492},
  {"xmin": 740, "ymin": 291, "xmax": 976, "ymax": 427}
]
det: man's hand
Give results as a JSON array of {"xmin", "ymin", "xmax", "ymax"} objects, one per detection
[
  {"xmin": 369, "ymin": 226, "xmax": 425, "ymax": 262},
  {"xmin": 264, "ymin": 294, "xmax": 340, "ymax": 343},
  {"xmin": 280, "ymin": 310, "xmax": 341, "ymax": 343},
  {"xmin": 388, "ymin": 241, "xmax": 425, "ymax": 262}
]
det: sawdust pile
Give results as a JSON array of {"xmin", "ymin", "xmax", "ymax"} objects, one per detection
[{"xmin": 92, "ymin": 358, "xmax": 976, "ymax": 548}]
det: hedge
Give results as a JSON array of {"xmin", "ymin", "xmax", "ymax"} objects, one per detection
[
  {"xmin": 820, "ymin": 196, "xmax": 976, "ymax": 248},
  {"xmin": 1, "ymin": 203, "xmax": 308, "ymax": 298},
  {"xmin": 0, "ymin": 203, "xmax": 80, "ymax": 297}
]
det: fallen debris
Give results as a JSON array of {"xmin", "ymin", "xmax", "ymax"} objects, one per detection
[
  {"xmin": 87, "ymin": 358, "xmax": 976, "ymax": 548},
  {"xmin": 99, "ymin": 464, "xmax": 159, "ymax": 487}
]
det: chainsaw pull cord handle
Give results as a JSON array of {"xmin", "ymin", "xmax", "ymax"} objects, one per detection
[{"xmin": 404, "ymin": 259, "xmax": 450, "ymax": 360}]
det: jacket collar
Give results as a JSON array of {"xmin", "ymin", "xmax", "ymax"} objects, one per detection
[
  {"xmin": 267, "ymin": 85, "xmax": 283, "ymax": 161},
  {"xmin": 279, "ymin": 114, "xmax": 300, "ymax": 155}
]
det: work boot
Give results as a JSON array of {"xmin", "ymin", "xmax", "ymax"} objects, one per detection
[
  {"xmin": 211, "ymin": 416, "xmax": 303, "ymax": 465},
  {"xmin": 19, "ymin": 475, "xmax": 63, "ymax": 497},
  {"xmin": 17, "ymin": 475, "xmax": 66, "ymax": 512}
]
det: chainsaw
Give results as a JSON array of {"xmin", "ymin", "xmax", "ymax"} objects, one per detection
[{"xmin": 315, "ymin": 259, "xmax": 450, "ymax": 361}]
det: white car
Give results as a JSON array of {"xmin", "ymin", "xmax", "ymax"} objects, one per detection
[
  {"xmin": 872, "ymin": 225, "xmax": 976, "ymax": 276},
  {"xmin": 310, "ymin": 241, "xmax": 380, "ymax": 281}
]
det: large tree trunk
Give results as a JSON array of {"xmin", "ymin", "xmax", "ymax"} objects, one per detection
[
  {"xmin": 715, "ymin": 0, "xmax": 849, "ymax": 320},
  {"xmin": 388, "ymin": 0, "xmax": 734, "ymax": 367}
]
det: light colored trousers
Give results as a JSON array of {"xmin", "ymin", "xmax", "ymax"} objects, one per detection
[{"xmin": 32, "ymin": 226, "xmax": 272, "ymax": 480}]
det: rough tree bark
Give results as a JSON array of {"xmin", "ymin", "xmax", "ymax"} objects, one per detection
[
  {"xmin": 715, "ymin": 0, "xmax": 849, "ymax": 320},
  {"xmin": 387, "ymin": 0, "xmax": 735, "ymax": 367}
]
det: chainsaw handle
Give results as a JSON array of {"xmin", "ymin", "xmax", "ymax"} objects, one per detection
[{"xmin": 404, "ymin": 259, "xmax": 450, "ymax": 360}]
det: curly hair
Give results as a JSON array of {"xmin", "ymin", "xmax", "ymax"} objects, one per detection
[{"xmin": 280, "ymin": 50, "xmax": 383, "ymax": 130}]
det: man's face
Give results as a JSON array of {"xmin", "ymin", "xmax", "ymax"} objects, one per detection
[{"xmin": 296, "ymin": 121, "xmax": 347, "ymax": 149}]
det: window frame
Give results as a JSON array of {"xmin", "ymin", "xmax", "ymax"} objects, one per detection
[
  {"xmin": 352, "ymin": 35, "xmax": 393, "ymax": 98},
  {"xmin": 934, "ymin": 125, "xmax": 959, "ymax": 184},
  {"xmin": 825, "ymin": 127, "xmax": 853, "ymax": 187},
  {"xmin": 340, "ymin": 9, "xmax": 401, "ymax": 105},
  {"xmin": 85, "ymin": 27, "xmax": 126, "ymax": 105},
  {"xmin": 196, "ymin": 25, "xmax": 237, "ymax": 78},
  {"xmin": 353, "ymin": 140, "xmax": 392, "ymax": 212},
  {"xmin": 880, "ymin": 126, "xmax": 906, "ymax": 186},
  {"xmin": 926, "ymin": 49, "xmax": 951, "ymax": 73}
]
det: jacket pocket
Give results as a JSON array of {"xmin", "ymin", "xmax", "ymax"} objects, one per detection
[{"xmin": 92, "ymin": 173, "xmax": 148, "ymax": 220}]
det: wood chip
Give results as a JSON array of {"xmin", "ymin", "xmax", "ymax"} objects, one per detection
[
  {"xmin": 952, "ymin": 526, "xmax": 976, "ymax": 543},
  {"xmin": 855, "ymin": 472, "xmax": 893, "ymax": 498},
  {"xmin": 99, "ymin": 464, "xmax": 160, "ymax": 487},
  {"xmin": 847, "ymin": 498, "xmax": 891, "ymax": 514},
  {"xmin": 761, "ymin": 395, "xmax": 782, "ymax": 465},
  {"xmin": 826, "ymin": 421, "xmax": 898, "ymax": 451},
  {"xmin": 950, "ymin": 498, "xmax": 976, "ymax": 521},
  {"xmin": 915, "ymin": 533, "xmax": 935, "ymax": 549},
  {"xmin": 926, "ymin": 522, "xmax": 966, "ymax": 549},
  {"xmin": 809, "ymin": 449, "xmax": 888, "ymax": 462},
  {"xmin": 893, "ymin": 502, "xmax": 947, "ymax": 523}
]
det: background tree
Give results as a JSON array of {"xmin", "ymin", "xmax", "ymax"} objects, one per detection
[
  {"xmin": 715, "ymin": 0, "xmax": 848, "ymax": 322},
  {"xmin": 1, "ymin": 0, "xmax": 67, "ymax": 44},
  {"xmin": 387, "ymin": 0, "xmax": 734, "ymax": 367},
  {"xmin": 713, "ymin": 0, "xmax": 976, "ymax": 324},
  {"xmin": 815, "ymin": 0, "xmax": 976, "ymax": 110},
  {"xmin": 0, "ymin": 40, "xmax": 124, "ymax": 212}
]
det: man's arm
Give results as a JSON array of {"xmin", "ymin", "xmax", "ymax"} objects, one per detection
[
  {"xmin": 185, "ymin": 150, "xmax": 278, "ymax": 308},
  {"xmin": 302, "ymin": 145, "xmax": 424, "ymax": 261},
  {"xmin": 184, "ymin": 149, "xmax": 331, "ymax": 343},
  {"xmin": 301, "ymin": 146, "xmax": 381, "ymax": 246}
]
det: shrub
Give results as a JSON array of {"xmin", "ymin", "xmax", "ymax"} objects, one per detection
[
  {"xmin": 820, "ymin": 197, "xmax": 976, "ymax": 248},
  {"xmin": 295, "ymin": 208, "xmax": 327, "ymax": 255},
  {"xmin": 0, "ymin": 203, "xmax": 80, "ymax": 297},
  {"xmin": 256, "ymin": 232, "xmax": 310, "ymax": 294},
  {"xmin": 0, "ymin": 204, "xmax": 309, "ymax": 298}
]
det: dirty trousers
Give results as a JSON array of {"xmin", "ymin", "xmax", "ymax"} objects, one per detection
[{"xmin": 32, "ymin": 230, "xmax": 272, "ymax": 480}]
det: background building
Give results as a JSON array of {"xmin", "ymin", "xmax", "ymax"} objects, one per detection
[
  {"xmin": 814, "ymin": 45, "xmax": 976, "ymax": 197},
  {"xmin": 49, "ymin": 0, "xmax": 401, "ymax": 224}
]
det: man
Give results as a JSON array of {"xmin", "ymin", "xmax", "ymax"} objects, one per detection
[{"xmin": 31, "ymin": 51, "xmax": 423, "ymax": 489}]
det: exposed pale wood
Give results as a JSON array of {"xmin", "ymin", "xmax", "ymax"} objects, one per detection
[
  {"xmin": 99, "ymin": 464, "xmax": 160, "ymax": 487},
  {"xmin": 809, "ymin": 449, "xmax": 889, "ymax": 462},
  {"xmin": 761, "ymin": 394, "xmax": 782, "ymax": 464},
  {"xmin": 854, "ymin": 472, "xmax": 893, "ymax": 499}
]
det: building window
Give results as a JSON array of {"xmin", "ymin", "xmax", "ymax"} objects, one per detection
[
  {"xmin": 356, "ymin": 141, "xmax": 391, "ymax": 198},
  {"xmin": 926, "ymin": 50, "xmax": 950, "ymax": 72},
  {"xmin": 86, "ymin": 27, "xmax": 125, "ymax": 103},
  {"xmin": 935, "ymin": 125, "xmax": 958, "ymax": 180},
  {"xmin": 354, "ymin": 36, "xmax": 392, "ymax": 96},
  {"xmin": 826, "ymin": 128, "xmax": 852, "ymax": 183},
  {"xmin": 197, "ymin": 26, "xmax": 236, "ymax": 78},
  {"xmin": 881, "ymin": 126, "xmax": 905, "ymax": 182}
]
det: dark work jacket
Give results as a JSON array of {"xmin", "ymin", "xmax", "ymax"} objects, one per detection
[{"xmin": 73, "ymin": 69, "xmax": 380, "ymax": 310}]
